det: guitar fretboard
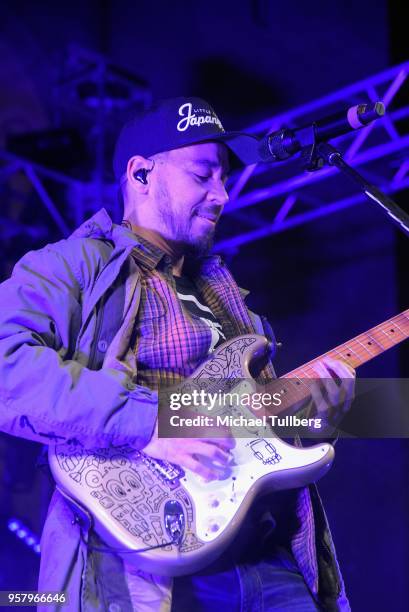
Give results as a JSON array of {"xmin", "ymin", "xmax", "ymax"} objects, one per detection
[
  {"xmin": 270, "ymin": 309, "xmax": 409, "ymax": 414},
  {"xmin": 286, "ymin": 308, "xmax": 409, "ymax": 378}
]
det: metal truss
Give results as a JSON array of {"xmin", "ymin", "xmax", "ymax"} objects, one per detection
[
  {"xmin": 0, "ymin": 45, "xmax": 148, "ymax": 242},
  {"xmin": 0, "ymin": 61, "xmax": 408, "ymax": 249},
  {"xmin": 216, "ymin": 61, "xmax": 409, "ymax": 252}
]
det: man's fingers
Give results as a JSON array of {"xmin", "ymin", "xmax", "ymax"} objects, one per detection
[
  {"xmin": 177, "ymin": 441, "xmax": 234, "ymax": 481},
  {"xmin": 201, "ymin": 436, "xmax": 236, "ymax": 451},
  {"xmin": 310, "ymin": 382, "xmax": 331, "ymax": 417},
  {"xmin": 312, "ymin": 358, "xmax": 356, "ymax": 399},
  {"xmin": 321, "ymin": 358, "xmax": 356, "ymax": 405},
  {"xmin": 312, "ymin": 361, "xmax": 340, "ymax": 404},
  {"xmin": 321, "ymin": 357, "xmax": 356, "ymax": 381},
  {"xmin": 180, "ymin": 454, "xmax": 219, "ymax": 481},
  {"xmin": 308, "ymin": 356, "xmax": 357, "ymax": 433},
  {"xmin": 187, "ymin": 440, "xmax": 233, "ymax": 465}
]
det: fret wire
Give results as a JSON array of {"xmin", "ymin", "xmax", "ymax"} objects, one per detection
[
  {"xmin": 275, "ymin": 382, "xmax": 309, "ymax": 414},
  {"xmin": 378, "ymin": 324, "xmax": 398, "ymax": 337},
  {"xmin": 378, "ymin": 328, "xmax": 395, "ymax": 343},
  {"xmin": 298, "ymin": 367, "xmax": 312, "ymax": 379},
  {"xmin": 389, "ymin": 321, "xmax": 405, "ymax": 335},
  {"xmin": 308, "ymin": 357, "xmax": 338, "ymax": 373},
  {"xmin": 279, "ymin": 385, "xmax": 298, "ymax": 404},
  {"xmin": 290, "ymin": 350, "xmax": 356, "ymax": 377},
  {"xmin": 281, "ymin": 309, "xmax": 409, "ymax": 380},
  {"xmin": 336, "ymin": 344, "xmax": 361, "ymax": 360},
  {"xmin": 357, "ymin": 334, "xmax": 384, "ymax": 352},
  {"xmin": 293, "ymin": 374, "xmax": 309, "ymax": 387},
  {"xmin": 395, "ymin": 314, "xmax": 409, "ymax": 329},
  {"xmin": 378, "ymin": 320, "xmax": 406, "ymax": 337},
  {"xmin": 287, "ymin": 378, "xmax": 311, "ymax": 398},
  {"xmin": 278, "ymin": 378, "xmax": 312, "ymax": 400},
  {"xmin": 342, "ymin": 345, "xmax": 372, "ymax": 360},
  {"xmin": 327, "ymin": 350, "xmax": 355, "ymax": 364},
  {"xmin": 284, "ymin": 365, "xmax": 317, "ymax": 379},
  {"xmin": 354, "ymin": 337, "xmax": 376, "ymax": 356},
  {"xmin": 366, "ymin": 333, "xmax": 384, "ymax": 351},
  {"xmin": 293, "ymin": 382, "xmax": 311, "ymax": 403},
  {"xmin": 298, "ymin": 365, "xmax": 318, "ymax": 378},
  {"xmin": 270, "ymin": 380, "xmax": 301, "ymax": 403}
]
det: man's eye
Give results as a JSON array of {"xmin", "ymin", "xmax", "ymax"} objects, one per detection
[{"xmin": 194, "ymin": 173, "xmax": 211, "ymax": 181}]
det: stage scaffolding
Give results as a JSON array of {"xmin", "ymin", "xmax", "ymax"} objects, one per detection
[{"xmin": 0, "ymin": 58, "xmax": 408, "ymax": 254}]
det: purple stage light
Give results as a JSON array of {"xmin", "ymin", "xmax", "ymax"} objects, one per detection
[
  {"xmin": 7, "ymin": 518, "xmax": 40, "ymax": 556},
  {"xmin": 7, "ymin": 520, "xmax": 19, "ymax": 532}
]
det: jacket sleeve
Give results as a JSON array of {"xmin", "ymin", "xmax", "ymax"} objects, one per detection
[{"xmin": 0, "ymin": 241, "xmax": 157, "ymax": 449}]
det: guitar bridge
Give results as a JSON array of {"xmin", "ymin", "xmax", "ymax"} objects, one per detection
[{"xmin": 139, "ymin": 453, "xmax": 185, "ymax": 487}]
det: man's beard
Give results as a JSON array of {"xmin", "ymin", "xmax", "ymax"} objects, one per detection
[
  {"xmin": 156, "ymin": 184, "xmax": 215, "ymax": 257},
  {"xmin": 183, "ymin": 232, "xmax": 214, "ymax": 258}
]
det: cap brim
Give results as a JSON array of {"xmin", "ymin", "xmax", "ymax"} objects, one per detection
[
  {"xmin": 170, "ymin": 131, "xmax": 261, "ymax": 167},
  {"xmin": 215, "ymin": 132, "xmax": 261, "ymax": 165},
  {"xmin": 189, "ymin": 131, "xmax": 260, "ymax": 167}
]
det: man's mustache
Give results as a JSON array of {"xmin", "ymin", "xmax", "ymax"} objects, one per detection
[{"xmin": 193, "ymin": 205, "xmax": 223, "ymax": 223}]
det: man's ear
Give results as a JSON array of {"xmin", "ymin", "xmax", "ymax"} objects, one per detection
[{"xmin": 126, "ymin": 155, "xmax": 153, "ymax": 192}]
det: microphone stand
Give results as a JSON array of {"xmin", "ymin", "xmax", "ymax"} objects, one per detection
[{"xmin": 301, "ymin": 139, "xmax": 409, "ymax": 237}]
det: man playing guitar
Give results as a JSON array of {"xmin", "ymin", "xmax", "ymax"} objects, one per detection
[{"xmin": 0, "ymin": 97, "xmax": 355, "ymax": 611}]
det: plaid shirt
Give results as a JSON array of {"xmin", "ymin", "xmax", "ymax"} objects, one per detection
[
  {"xmin": 127, "ymin": 235, "xmax": 329, "ymax": 602},
  {"xmin": 131, "ymin": 236, "xmax": 275, "ymax": 390}
]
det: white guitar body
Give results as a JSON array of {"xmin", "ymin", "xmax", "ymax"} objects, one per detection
[
  {"xmin": 49, "ymin": 334, "xmax": 335, "ymax": 576},
  {"xmin": 50, "ymin": 435, "xmax": 333, "ymax": 576}
]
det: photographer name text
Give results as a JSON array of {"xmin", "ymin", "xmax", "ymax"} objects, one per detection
[{"xmin": 169, "ymin": 414, "xmax": 323, "ymax": 430}]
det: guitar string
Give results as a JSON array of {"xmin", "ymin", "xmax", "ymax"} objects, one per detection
[{"xmin": 285, "ymin": 318, "xmax": 409, "ymax": 378}]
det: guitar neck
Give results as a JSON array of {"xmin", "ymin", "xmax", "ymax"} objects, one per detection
[
  {"xmin": 285, "ymin": 308, "xmax": 409, "ymax": 379},
  {"xmin": 272, "ymin": 309, "xmax": 409, "ymax": 413}
]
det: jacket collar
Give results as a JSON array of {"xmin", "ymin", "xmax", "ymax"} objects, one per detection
[
  {"xmin": 70, "ymin": 208, "xmax": 155, "ymax": 253},
  {"xmin": 70, "ymin": 208, "xmax": 250, "ymax": 298}
]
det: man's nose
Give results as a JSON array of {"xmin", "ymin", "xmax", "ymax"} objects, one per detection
[{"xmin": 207, "ymin": 179, "xmax": 229, "ymax": 207}]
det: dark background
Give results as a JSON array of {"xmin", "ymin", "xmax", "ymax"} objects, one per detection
[{"xmin": 0, "ymin": 1, "xmax": 408, "ymax": 609}]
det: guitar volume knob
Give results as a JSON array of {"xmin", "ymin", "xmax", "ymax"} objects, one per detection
[{"xmin": 208, "ymin": 520, "xmax": 220, "ymax": 532}]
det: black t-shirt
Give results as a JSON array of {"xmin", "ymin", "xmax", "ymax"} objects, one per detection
[{"xmin": 174, "ymin": 274, "xmax": 226, "ymax": 351}]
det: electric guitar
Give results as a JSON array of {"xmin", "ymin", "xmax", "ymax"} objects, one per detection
[{"xmin": 48, "ymin": 309, "xmax": 409, "ymax": 575}]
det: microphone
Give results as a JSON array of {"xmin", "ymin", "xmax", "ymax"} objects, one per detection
[{"xmin": 258, "ymin": 101, "xmax": 385, "ymax": 162}]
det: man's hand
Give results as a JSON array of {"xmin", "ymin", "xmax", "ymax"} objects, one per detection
[
  {"xmin": 142, "ymin": 420, "xmax": 235, "ymax": 482},
  {"xmin": 309, "ymin": 357, "xmax": 356, "ymax": 435}
]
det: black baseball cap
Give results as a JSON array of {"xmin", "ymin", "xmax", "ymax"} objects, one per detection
[{"xmin": 113, "ymin": 96, "xmax": 260, "ymax": 180}]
